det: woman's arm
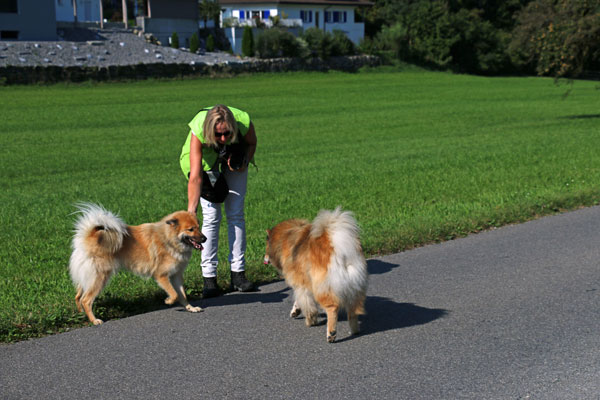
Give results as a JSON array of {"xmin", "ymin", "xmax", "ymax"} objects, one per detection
[
  {"xmin": 244, "ymin": 122, "xmax": 257, "ymax": 163},
  {"xmin": 228, "ymin": 122, "xmax": 257, "ymax": 172},
  {"xmin": 187, "ymin": 133, "xmax": 203, "ymax": 214}
]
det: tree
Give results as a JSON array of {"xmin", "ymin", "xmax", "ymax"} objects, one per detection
[
  {"xmin": 242, "ymin": 26, "xmax": 254, "ymax": 57},
  {"xmin": 198, "ymin": 0, "xmax": 221, "ymax": 28},
  {"xmin": 510, "ymin": 0, "xmax": 600, "ymax": 78},
  {"xmin": 170, "ymin": 32, "xmax": 180, "ymax": 49},
  {"xmin": 190, "ymin": 32, "xmax": 200, "ymax": 53}
]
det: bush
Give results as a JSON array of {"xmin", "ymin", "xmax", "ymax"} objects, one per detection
[
  {"xmin": 242, "ymin": 26, "xmax": 254, "ymax": 57},
  {"xmin": 206, "ymin": 34, "xmax": 215, "ymax": 52},
  {"xmin": 255, "ymin": 28, "xmax": 304, "ymax": 59},
  {"xmin": 330, "ymin": 29, "xmax": 356, "ymax": 57},
  {"xmin": 170, "ymin": 32, "xmax": 179, "ymax": 49},
  {"xmin": 302, "ymin": 27, "xmax": 333, "ymax": 59},
  {"xmin": 189, "ymin": 32, "xmax": 200, "ymax": 54}
]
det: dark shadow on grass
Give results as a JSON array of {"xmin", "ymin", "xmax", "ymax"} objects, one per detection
[
  {"xmin": 560, "ymin": 114, "xmax": 600, "ymax": 120},
  {"xmin": 94, "ymin": 292, "xmax": 170, "ymax": 321},
  {"xmin": 367, "ymin": 259, "xmax": 400, "ymax": 275}
]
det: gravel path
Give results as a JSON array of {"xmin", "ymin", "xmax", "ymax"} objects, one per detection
[{"xmin": 0, "ymin": 27, "xmax": 247, "ymax": 67}]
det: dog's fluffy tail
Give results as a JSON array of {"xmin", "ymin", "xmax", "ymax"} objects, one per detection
[
  {"xmin": 311, "ymin": 207, "xmax": 368, "ymax": 309},
  {"xmin": 69, "ymin": 203, "xmax": 128, "ymax": 291}
]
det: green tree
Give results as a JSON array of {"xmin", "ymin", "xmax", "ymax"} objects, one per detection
[
  {"xmin": 256, "ymin": 28, "xmax": 303, "ymax": 59},
  {"xmin": 170, "ymin": 32, "xmax": 180, "ymax": 49},
  {"xmin": 302, "ymin": 27, "xmax": 333, "ymax": 59},
  {"xmin": 190, "ymin": 32, "xmax": 200, "ymax": 54},
  {"xmin": 198, "ymin": 0, "xmax": 221, "ymax": 28},
  {"xmin": 510, "ymin": 0, "xmax": 600, "ymax": 78},
  {"xmin": 242, "ymin": 26, "xmax": 254, "ymax": 57},
  {"xmin": 206, "ymin": 34, "xmax": 215, "ymax": 52}
]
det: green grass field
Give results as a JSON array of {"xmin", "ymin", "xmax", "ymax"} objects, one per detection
[{"xmin": 1, "ymin": 68, "xmax": 599, "ymax": 342}]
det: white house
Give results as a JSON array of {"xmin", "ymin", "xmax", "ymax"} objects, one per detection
[
  {"xmin": 55, "ymin": 0, "xmax": 102, "ymax": 23},
  {"xmin": 219, "ymin": 0, "xmax": 372, "ymax": 54}
]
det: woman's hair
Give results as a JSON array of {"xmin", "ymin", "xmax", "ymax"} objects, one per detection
[{"xmin": 202, "ymin": 105, "xmax": 239, "ymax": 146}]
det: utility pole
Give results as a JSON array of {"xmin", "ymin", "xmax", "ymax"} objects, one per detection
[
  {"xmin": 72, "ymin": 0, "xmax": 78, "ymax": 27},
  {"xmin": 122, "ymin": 0, "xmax": 128, "ymax": 28},
  {"xmin": 99, "ymin": 0, "xmax": 104, "ymax": 29}
]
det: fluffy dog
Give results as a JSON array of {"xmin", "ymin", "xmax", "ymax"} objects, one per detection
[
  {"xmin": 265, "ymin": 208, "xmax": 368, "ymax": 342},
  {"xmin": 69, "ymin": 203, "xmax": 206, "ymax": 325}
]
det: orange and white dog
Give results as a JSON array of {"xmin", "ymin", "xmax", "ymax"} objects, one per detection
[
  {"xmin": 265, "ymin": 208, "xmax": 368, "ymax": 342},
  {"xmin": 69, "ymin": 203, "xmax": 206, "ymax": 325}
]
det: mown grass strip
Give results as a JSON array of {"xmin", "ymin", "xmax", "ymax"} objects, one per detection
[{"xmin": 1, "ymin": 69, "xmax": 599, "ymax": 342}]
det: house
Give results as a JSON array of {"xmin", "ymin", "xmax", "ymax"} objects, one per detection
[
  {"xmin": 219, "ymin": 0, "xmax": 372, "ymax": 54},
  {"xmin": 0, "ymin": 0, "xmax": 57, "ymax": 40},
  {"xmin": 137, "ymin": 0, "xmax": 199, "ymax": 48},
  {"xmin": 55, "ymin": 0, "xmax": 102, "ymax": 24}
]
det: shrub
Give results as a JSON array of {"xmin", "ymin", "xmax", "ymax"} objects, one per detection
[
  {"xmin": 330, "ymin": 29, "xmax": 356, "ymax": 57},
  {"xmin": 206, "ymin": 34, "xmax": 215, "ymax": 52},
  {"xmin": 170, "ymin": 32, "xmax": 179, "ymax": 49},
  {"xmin": 189, "ymin": 32, "xmax": 200, "ymax": 54},
  {"xmin": 255, "ymin": 28, "xmax": 303, "ymax": 58},
  {"xmin": 302, "ymin": 27, "xmax": 333, "ymax": 59},
  {"xmin": 242, "ymin": 26, "xmax": 254, "ymax": 57}
]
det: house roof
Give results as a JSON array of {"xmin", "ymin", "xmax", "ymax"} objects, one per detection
[{"xmin": 218, "ymin": 0, "xmax": 373, "ymax": 6}]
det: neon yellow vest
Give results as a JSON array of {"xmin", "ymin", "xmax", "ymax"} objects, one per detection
[{"xmin": 180, "ymin": 106, "xmax": 251, "ymax": 178}]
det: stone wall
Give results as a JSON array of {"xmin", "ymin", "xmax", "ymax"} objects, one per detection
[{"xmin": 0, "ymin": 55, "xmax": 380, "ymax": 85}]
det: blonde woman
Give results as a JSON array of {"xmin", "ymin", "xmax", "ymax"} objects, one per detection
[{"xmin": 180, "ymin": 105, "xmax": 257, "ymax": 297}]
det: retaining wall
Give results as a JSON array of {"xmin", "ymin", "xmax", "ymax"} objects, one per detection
[{"xmin": 0, "ymin": 55, "xmax": 380, "ymax": 85}]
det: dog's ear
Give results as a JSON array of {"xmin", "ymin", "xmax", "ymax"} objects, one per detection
[{"xmin": 166, "ymin": 218, "xmax": 178, "ymax": 227}]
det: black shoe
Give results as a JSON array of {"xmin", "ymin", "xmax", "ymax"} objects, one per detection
[
  {"xmin": 202, "ymin": 277, "xmax": 222, "ymax": 298},
  {"xmin": 230, "ymin": 271, "xmax": 255, "ymax": 292}
]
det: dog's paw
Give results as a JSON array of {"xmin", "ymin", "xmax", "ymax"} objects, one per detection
[
  {"xmin": 186, "ymin": 305, "xmax": 204, "ymax": 313},
  {"xmin": 290, "ymin": 306, "xmax": 301, "ymax": 318},
  {"xmin": 92, "ymin": 319, "xmax": 103, "ymax": 325},
  {"xmin": 164, "ymin": 296, "xmax": 177, "ymax": 305},
  {"xmin": 305, "ymin": 313, "xmax": 319, "ymax": 326},
  {"xmin": 327, "ymin": 330, "xmax": 337, "ymax": 343}
]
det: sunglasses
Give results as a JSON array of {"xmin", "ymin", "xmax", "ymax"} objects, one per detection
[{"xmin": 215, "ymin": 130, "xmax": 232, "ymax": 138}]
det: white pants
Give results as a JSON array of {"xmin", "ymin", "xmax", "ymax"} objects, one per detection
[{"xmin": 200, "ymin": 168, "xmax": 248, "ymax": 277}]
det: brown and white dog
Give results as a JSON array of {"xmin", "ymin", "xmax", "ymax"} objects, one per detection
[
  {"xmin": 265, "ymin": 208, "xmax": 368, "ymax": 342},
  {"xmin": 69, "ymin": 203, "xmax": 206, "ymax": 325}
]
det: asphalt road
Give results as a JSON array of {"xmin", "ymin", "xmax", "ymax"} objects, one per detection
[{"xmin": 1, "ymin": 207, "xmax": 599, "ymax": 399}]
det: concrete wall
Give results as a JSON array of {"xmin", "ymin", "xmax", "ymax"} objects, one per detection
[
  {"xmin": 137, "ymin": 17, "xmax": 199, "ymax": 48},
  {"xmin": 0, "ymin": 0, "xmax": 57, "ymax": 40},
  {"xmin": 149, "ymin": 0, "xmax": 198, "ymax": 19},
  {"xmin": 55, "ymin": 0, "xmax": 101, "ymax": 23}
]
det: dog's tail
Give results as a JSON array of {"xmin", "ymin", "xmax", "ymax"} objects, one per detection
[
  {"xmin": 69, "ymin": 203, "xmax": 128, "ymax": 291},
  {"xmin": 311, "ymin": 207, "xmax": 368, "ymax": 310}
]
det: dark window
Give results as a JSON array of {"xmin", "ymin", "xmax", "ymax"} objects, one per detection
[
  {"xmin": 1, "ymin": 30, "xmax": 19, "ymax": 39},
  {"xmin": 0, "ymin": 0, "xmax": 18, "ymax": 13}
]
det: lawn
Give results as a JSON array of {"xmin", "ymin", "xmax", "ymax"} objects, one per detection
[{"xmin": 1, "ymin": 68, "xmax": 599, "ymax": 342}]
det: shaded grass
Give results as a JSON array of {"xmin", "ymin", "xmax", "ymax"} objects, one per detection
[{"xmin": 1, "ymin": 69, "xmax": 599, "ymax": 342}]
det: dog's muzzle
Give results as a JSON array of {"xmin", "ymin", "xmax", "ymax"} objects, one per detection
[{"xmin": 184, "ymin": 235, "xmax": 207, "ymax": 251}]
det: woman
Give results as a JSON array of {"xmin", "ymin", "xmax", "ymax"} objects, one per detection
[{"xmin": 180, "ymin": 105, "xmax": 257, "ymax": 298}]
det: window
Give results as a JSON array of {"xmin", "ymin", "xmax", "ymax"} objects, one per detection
[
  {"xmin": 325, "ymin": 11, "xmax": 347, "ymax": 24},
  {"xmin": 238, "ymin": 10, "xmax": 245, "ymax": 20},
  {"xmin": 262, "ymin": 10, "xmax": 270, "ymax": 19},
  {"xmin": 300, "ymin": 10, "xmax": 312, "ymax": 23},
  {"xmin": 0, "ymin": 0, "xmax": 18, "ymax": 13},
  {"xmin": 1, "ymin": 30, "xmax": 19, "ymax": 39}
]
